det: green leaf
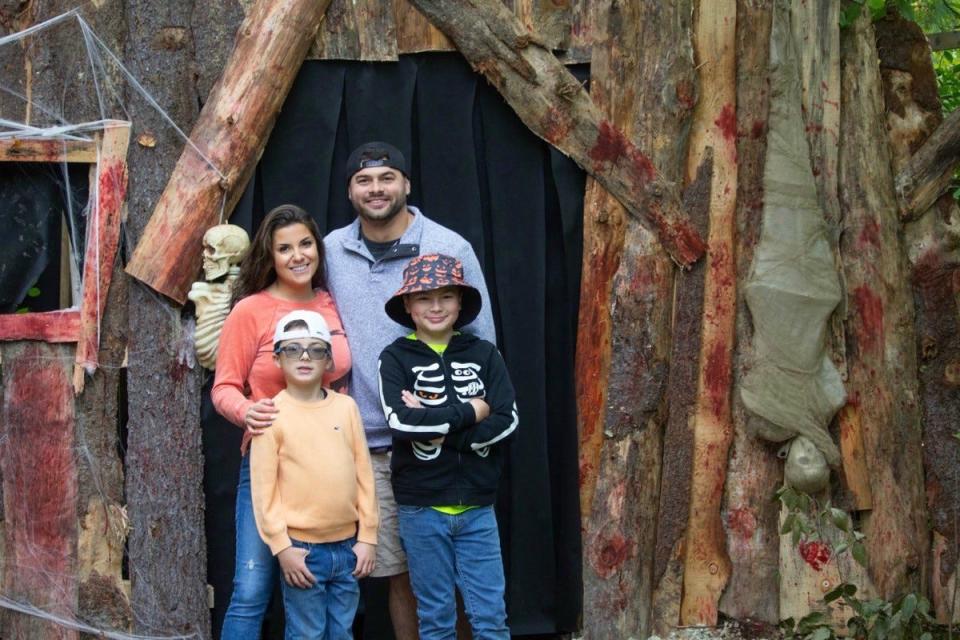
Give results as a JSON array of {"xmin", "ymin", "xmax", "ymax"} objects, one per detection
[
  {"xmin": 782, "ymin": 514, "xmax": 796, "ymax": 535},
  {"xmin": 808, "ymin": 626, "xmax": 833, "ymax": 640},
  {"xmin": 15, "ymin": 306, "xmax": 29, "ymax": 314},
  {"xmin": 840, "ymin": 2, "xmax": 863, "ymax": 28},
  {"xmin": 920, "ymin": 633, "xmax": 932, "ymax": 640},
  {"xmin": 899, "ymin": 593, "xmax": 917, "ymax": 620},
  {"xmin": 834, "ymin": 542, "xmax": 848, "ymax": 555},
  {"xmin": 830, "ymin": 507, "xmax": 850, "ymax": 532},
  {"xmin": 792, "ymin": 521, "xmax": 802, "ymax": 546},
  {"xmin": 27, "ymin": 286, "xmax": 41, "ymax": 298},
  {"xmin": 866, "ymin": 0, "xmax": 886, "ymax": 20},
  {"xmin": 852, "ymin": 541, "xmax": 868, "ymax": 567},
  {"xmin": 825, "ymin": 585, "xmax": 847, "ymax": 603}
]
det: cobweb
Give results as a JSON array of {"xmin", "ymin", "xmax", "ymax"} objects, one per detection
[{"xmin": 0, "ymin": 7, "xmax": 224, "ymax": 639}]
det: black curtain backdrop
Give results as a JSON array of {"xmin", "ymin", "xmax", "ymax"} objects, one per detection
[{"xmin": 202, "ymin": 53, "xmax": 585, "ymax": 638}]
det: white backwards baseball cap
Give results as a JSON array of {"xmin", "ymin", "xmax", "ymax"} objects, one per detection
[{"xmin": 273, "ymin": 310, "xmax": 332, "ymax": 346}]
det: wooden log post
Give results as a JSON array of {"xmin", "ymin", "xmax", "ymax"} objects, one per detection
[
  {"xmin": 875, "ymin": 13, "xmax": 960, "ymax": 621},
  {"xmin": 719, "ymin": 0, "xmax": 780, "ymax": 624},
  {"xmin": 124, "ymin": 0, "xmax": 335, "ymax": 304},
  {"xmin": 838, "ymin": 8, "xmax": 928, "ymax": 599},
  {"xmin": 679, "ymin": 0, "xmax": 738, "ymax": 626},
  {"xmin": 1, "ymin": 343, "xmax": 78, "ymax": 640},
  {"xmin": 406, "ymin": 0, "xmax": 707, "ymax": 271},
  {"xmin": 894, "ymin": 106, "xmax": 960, "ymax": 222},
  {"xmin": 577, "ymin": 2, "xmax": 696, "ymax": 637}
]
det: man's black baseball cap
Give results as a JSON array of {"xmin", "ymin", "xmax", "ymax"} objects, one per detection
[{"xmin": 345, "ymin": 142, "xmax": 408, "ymax": 182}]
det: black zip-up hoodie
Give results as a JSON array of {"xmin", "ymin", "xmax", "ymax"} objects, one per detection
[{"xmin": 377, "ymin": 332, "xmax": 518, "ymax": 506}]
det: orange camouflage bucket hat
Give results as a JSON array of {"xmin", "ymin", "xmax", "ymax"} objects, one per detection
[{"xmin": 384, "ymin": 253, "xmax": 482, "ymax": 329}]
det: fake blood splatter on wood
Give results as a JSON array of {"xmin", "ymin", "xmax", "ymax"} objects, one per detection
[
  {"xmin": 726, "ymin": 506, "xmax": 758, "ymax": 541},
  {"xmin": 852, "ymin": 285, "xmax": 885, "ymax": 355},
  {"xmin": 798, "ymin": 540, "xmax": 831, "ymax": 571},
  {"xmin": 1, "ymin": 343, "xmax": 78, "ymax": 633},
  {"xmin": 714, "ymin": 103, "xmax": 737, "ymax": 141},
  {"xmin": 588, "ymin": 120, "xmax": 655, "ymax": 184}
]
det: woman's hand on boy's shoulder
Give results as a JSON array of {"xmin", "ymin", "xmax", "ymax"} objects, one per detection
[
  {"xmin": 352, "ymin": 541, "xmax": 376, "ymax": 578},
  {"xmin": 244, "ymin": 398, "xmax": 278, "ymax": 434},
  {"xmin": 277, "ymin": 546, "xmax": 316, "ymax": 589}
]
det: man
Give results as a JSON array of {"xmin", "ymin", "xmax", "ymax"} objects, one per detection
[{"xmin": 324, "ymin": 141, "xmax": 496, "ymax": 639}]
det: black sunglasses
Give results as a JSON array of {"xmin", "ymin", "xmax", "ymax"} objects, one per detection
[{"xmin": 275, "ymin": 344, "xmax": 331, "ymax": 360}]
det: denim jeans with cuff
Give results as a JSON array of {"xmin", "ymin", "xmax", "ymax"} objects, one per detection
[
  {"xmin": 281, "ymin": 538, "xmax": 360, "ymax": 640},
  {"xmin": 398, "ymin": 504, "xmax": 509, "ymax": 640}
]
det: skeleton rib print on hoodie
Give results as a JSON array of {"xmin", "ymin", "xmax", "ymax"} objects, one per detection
[{"xmin": 378, "ymin": 332, "xmax": 518, "ymax": 507}]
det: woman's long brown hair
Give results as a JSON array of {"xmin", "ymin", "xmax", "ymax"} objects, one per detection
[{"xmin": 231, "ymin": 204, "xmax": 327, "ymax": 306}]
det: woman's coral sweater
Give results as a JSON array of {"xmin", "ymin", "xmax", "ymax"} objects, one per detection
[{"xmin": 212, "ymin": 289, "xmax": 351, "ymax": 453}]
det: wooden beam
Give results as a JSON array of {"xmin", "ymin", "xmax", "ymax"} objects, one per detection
[
  {"xmin": 927, "ymin": 30, "xmax": 960, "ymax": 51},
  {"xmin": 407, "ymin": 0, "xmax": 707, "ymax": 269},
  {"xmin": 1, "ymin": 342, "xmax": 78, "ymax": 639},
  {"xmin": 0, "ymin": 138, "xmax": 98, "ymax": 163},
  {"xmin": 0, "ymin": 310, "xmax": 81, "ymax": 343},
  {"xmin": 74, "ymin": 123, "xmax": 131, "ymax": 394},
  {"xmin": 124, "ymin": 0, "xmax": 335, "ymax": 304},
  {"xmin": 894, "ymin": 106, "xmax": 960, "ymax": 221}
]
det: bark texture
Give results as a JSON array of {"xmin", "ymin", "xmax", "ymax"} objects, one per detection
[
  {"xmin": 125, "ymin": 0, "xmax": 334, "ymax": 304},
  {"xmin": 876, "ymin": 13, "xmax": 960, "ymax": 621},
  {"xmin": 895, "ymin": 106, "xmax": 960, "ymax": 222},
  {"xmin": 407, "ymin": 0, "xmax": 707, "ymax": 268},
  {"xmin": 719, "ymin": 0, "xmax": 779, "ymax": 624},
  {"xmin": 577, "ymin": 2, "xmax": 695, "ymax": 637},
  {"xmin": 838, "ymin": 9, "xmax": 928, "ymax": 599}
]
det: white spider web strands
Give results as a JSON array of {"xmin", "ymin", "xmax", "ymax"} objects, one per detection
[{"xmin": 0, "ymin": 8, "xmax": 219, "ymax": 639}]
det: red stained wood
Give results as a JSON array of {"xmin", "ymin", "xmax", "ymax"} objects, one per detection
[
  {"xmin": 0, "ymin": 310, "xmax": 81, "ymax": 343},
  {"xmin": 838, "ymin": 10, "xmax": 927, "ymax": 598},
  {"xmin": 578, "ymin": 2, "xmax": 695, "ymax": 637},
  {"xmin": 1, "ymin": 342, "xmax": 78, "ymax": 639},
  {"xmin": 680, "ymin": 0, "xmax": 738, "ymax": 626},
  {"xmin": 876, "ymin": 14, "xmax": 960, "ymax": 615},
  {"xmin": 75, "ymin": 125, "xmax": 130, "ymax": 389},
  {"xmin": 0, "ymin": 138, "xmax": 98, "ymax": 163},
  {"xmin": 125, "ymin": 0, "xmax": 335, "ymax": 304}
]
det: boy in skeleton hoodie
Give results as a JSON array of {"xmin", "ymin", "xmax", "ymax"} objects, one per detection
[{"xmin": 377, "ymin": 254, "xmax": 518, "ymax": 640}]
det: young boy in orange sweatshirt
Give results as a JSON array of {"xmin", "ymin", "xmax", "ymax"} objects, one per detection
[{"xmin": 250, "ymin": 309, "xmax": 378, "ymax": 639}]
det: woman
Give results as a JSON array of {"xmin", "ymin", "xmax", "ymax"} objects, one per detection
[{"xmin": 212, "ymin": 204, "xmax": 351, "ymax": 639}]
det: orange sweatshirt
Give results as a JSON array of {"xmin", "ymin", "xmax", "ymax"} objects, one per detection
[
  {"xmin": 250, "ymin": 390, "xmax": 378, "ymax": 555},
  {"xmin": 211, "ymin": 289, "xmax": 351, "ymax": 453}
]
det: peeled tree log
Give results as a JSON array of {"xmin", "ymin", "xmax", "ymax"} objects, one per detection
[
  {"xmin": 577, "ymin": 2, "xmax": 695, "ymax": 637},
  {"xmin": 838, "ymin": 9, "xmax": 928, "ymax": 598},
  {"xmin": 895, "ymin": 105, "xmax": 960, "ymax": 222},
  {"xmin": 678, "ymin": 0, "xmax": 738, "ymax": 626},
  {"xmin": 407, "ymin": 0, "xmax": 707, "ymax": 269},
  {"xmin": 719, "ymin": 0, "xmax": 779, "ymax": 624},
  {"xmin": 125, "ymin": 0, "xmax": 334, "ymax": 304},
  {"xmin": 875, "ymin": 13, "xmax": 960, "ymax": 621}
]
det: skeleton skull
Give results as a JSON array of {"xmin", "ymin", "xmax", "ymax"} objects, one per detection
[
  {"xmin": 783, "ymin": 435, "xmax": 830, "ymax": 494},
  {"xmin": 202, "ymin": 224, "xmax": 250, "ymax": 281}
]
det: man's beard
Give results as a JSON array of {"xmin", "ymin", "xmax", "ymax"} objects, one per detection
[{"xmin": 355, "ymin": 194, "xmax": 406, "ymax": 224}]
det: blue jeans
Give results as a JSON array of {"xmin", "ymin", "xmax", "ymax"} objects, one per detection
[
  {"xmin": 281, "ymin": 538, "xmax": 360, "ymax": 639},
  {"xmin": 221, "ymin": 455, "xmax": 277, "ymax": 640},
  {"xmin": 398, "ymin": 505, "xmax": 509, "ymax": 640}
]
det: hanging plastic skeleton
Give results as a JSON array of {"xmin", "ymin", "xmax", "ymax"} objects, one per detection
[{"xmin": 188, "ymin": 224, "xmax": 250, "ymax": 369}]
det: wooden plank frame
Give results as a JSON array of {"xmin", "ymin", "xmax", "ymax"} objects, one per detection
[{"xmin": 0, "ymin": 120, "xmax": 131, "ymax": 394}]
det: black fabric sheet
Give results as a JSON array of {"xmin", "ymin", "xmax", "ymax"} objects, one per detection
[
  {"xmin": 203, "ymin": 53, "xmax": 585, "ymax": 637},
  {"xmin": 0, "ymin": 163, "xmax": 88, "ymax": 313}
]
